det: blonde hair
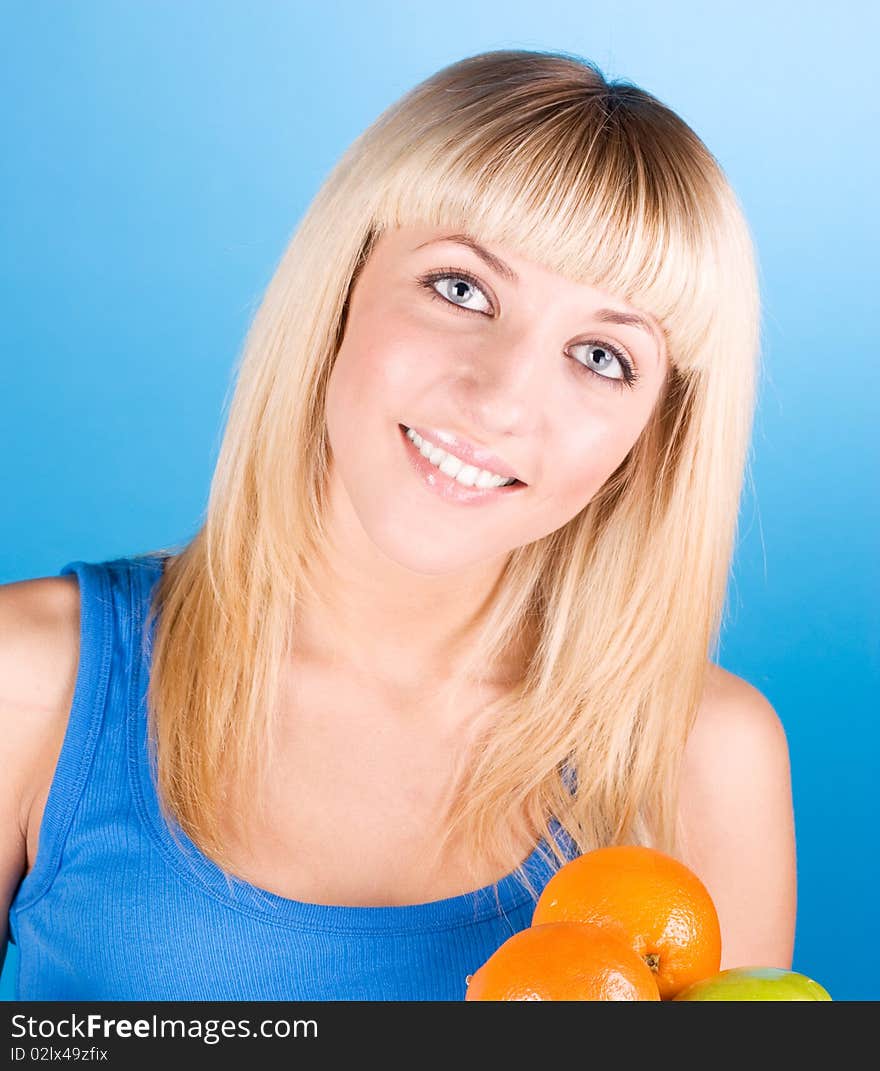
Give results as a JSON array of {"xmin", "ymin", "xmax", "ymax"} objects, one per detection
[{"xmin": 144, "ymin": 48, "xmax": 762, "ymax": 900}]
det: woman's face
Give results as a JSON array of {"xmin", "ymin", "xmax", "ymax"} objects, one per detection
[{"xmin": 324, "ymin": 223, "xmax": 668, "ymax": 576}]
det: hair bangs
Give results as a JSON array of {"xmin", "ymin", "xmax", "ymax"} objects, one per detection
[{"xmin": 370, "ymin": 66, "xmax": 726, "ymax": 374}]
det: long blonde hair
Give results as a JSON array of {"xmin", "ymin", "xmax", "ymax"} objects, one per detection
[{"xmin": 144, "ymin": 49, "xmax": 762, "ymax": 898}]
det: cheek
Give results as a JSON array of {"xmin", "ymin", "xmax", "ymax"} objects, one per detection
[
  {"xmin": 545, "ymin": 419, "xmax": 644, "ymax": 508},
  {"xmin": 330, "ymin": 318, "xmax": 437, "ymax": 422},
  {"xmin": 373, "ymin": 326, "xmax": 447, "ymax": 406}
]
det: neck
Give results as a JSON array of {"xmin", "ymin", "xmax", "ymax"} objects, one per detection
[{"xmin": 290, "ymin": 476, "xmax": 521, "ymax": 697}]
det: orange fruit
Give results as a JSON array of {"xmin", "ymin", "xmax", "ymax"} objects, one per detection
[
  {"xmin": 531, "ymin": 845, "xmax": 722, "ymax": 1000},
  {"xmin": 465, "ymin": 921, "xmax": 661, "ymax": 1000}
]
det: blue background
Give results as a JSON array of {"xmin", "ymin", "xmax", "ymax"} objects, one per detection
[{"xmin": 1, "ymin": 2, "xmax": 877, "ymax": 1000}]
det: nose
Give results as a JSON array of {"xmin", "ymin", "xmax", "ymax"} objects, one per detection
[{"xmin": 454, "ymin": 326, "xmax": 549, "ymax": 434}]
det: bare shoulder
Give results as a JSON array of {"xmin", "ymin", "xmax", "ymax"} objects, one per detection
[
  {"xmin": 680, "ymin": 661, "xmax": 790, "ymax": 815},
  {"xmin": 0, "ymin": 574, "xmax": 81, "ymax": 838},
  {"xmin": 685, "ymin": 662, "xmax": 787, "ymax": 760},
  {"xmin": 677, "ymin": 661, "xmax": 797, "ymax": 970}
]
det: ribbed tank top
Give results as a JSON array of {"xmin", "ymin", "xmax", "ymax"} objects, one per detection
[{"xmin": 6, "ymin": 554, "xmax": 577, "ymax": 1000}]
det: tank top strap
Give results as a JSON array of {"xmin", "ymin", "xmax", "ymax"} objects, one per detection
[
  {"xmin": 561, "ymin": 756, "xmax": 578, "ymax": 795},
  {"xmin": 12, "ymin": 553, "xmax": 167, "ymax": 912}
]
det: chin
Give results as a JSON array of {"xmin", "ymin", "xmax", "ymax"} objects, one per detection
[
  {"xmin": 363, "ymin": 505, "xmax": 487, "ymax": 577},
  {"xmin": 331, "ymin": 451, "xmax": 520, "ymax": 575}
]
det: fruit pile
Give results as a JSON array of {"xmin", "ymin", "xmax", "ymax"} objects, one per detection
[{"xmin": 465, "ymin": 845, "xmax": 831, "ymax": 1001}]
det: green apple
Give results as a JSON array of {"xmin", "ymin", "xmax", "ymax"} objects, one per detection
[{"xmin": 673, "ymin": 966, "xmax": 831, "ymax": 1001}]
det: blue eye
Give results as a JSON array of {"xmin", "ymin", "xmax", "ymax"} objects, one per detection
[
  {"xmin": 416, "ymin": 268, "xmax": 641, "ymax": 392},
  {"xmin": 419, "ymin": 269, "xmax": 493, "ymax": 315},
  {"xmin": 568, "ymin": 340, "xmax": 639, "ymax": 392}
]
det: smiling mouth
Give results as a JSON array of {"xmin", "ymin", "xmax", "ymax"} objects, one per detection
[{"xmin": 398, "ymin": 424, "xmax": 527, "ymax": 488}]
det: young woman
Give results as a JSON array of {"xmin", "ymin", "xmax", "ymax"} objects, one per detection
[{"xmin": 0, "ymin": 49, "xmax": 796, "ymax": 1000}]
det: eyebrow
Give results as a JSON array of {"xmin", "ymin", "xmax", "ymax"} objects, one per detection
[{"xmin": 414, "ymin": 232, "xmax": 662, "ymax": 346}]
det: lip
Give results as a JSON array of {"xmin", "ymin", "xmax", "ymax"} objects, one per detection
[
  {"xmin": 398, "ymin": 424, "xmax": 527, "ymax": 506},
  {"xmin": 406, "ymin": 425, "xmax": 525, "ymax": 483}
]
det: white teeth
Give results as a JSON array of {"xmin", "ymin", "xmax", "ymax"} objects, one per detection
[{"xmin": 404, "ymin": 427, "xmax": 517, "ymax": 488}]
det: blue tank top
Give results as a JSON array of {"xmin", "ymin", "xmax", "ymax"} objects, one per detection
[{"xmin": 6, "ymin": 554, "xmax": 576, "ymax": 1000}]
